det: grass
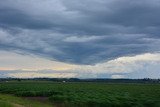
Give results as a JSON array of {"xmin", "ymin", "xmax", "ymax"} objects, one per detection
[
  {"xmin": 0, "ymin": 94, "xmax": 52, "ymax": 107},
  {"xmin": 0, "ymin": 100, "xmax": 13, "ymax": 107},
  {"xmin": 0, "ymin": 81, "xmax": 160, "ymax": 107}
]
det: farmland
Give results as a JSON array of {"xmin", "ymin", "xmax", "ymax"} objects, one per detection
[{"xmin": 0, "ymin": 81, "xmax": 160, "ymax": 107}]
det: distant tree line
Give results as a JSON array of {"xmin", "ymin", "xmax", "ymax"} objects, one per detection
[{"xmin": 0, "ymin": 77, "xmax": 160, "ymax": 83}]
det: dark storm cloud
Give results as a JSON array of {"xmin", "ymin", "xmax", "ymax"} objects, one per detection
[
  {"xmin": 0, "ymin": 0, "xmax": 160, "ymax": 64},
  {"xmin": 0, "ymin": 8, "xmax": 53, "ymax": 29}
]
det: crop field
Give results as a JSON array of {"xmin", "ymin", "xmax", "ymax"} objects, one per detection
[{"xmin": 0, "ymin": 81, "xmax": 160, "ymax": 107}]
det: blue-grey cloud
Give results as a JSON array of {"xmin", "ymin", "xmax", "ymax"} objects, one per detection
[{"xmin": 0, "ymin": 0, "xmax": 160, "ymax": 64}]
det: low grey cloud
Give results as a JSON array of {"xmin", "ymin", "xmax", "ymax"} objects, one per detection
[{"xmin": 0, "ymin": 0, "xmax": 160, "ymax": 64}]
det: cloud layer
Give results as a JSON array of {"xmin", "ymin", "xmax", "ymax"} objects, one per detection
[
  {"xmin": 0, "ymin": 0, "xmax": 160, "ymax": 65},
  {"xmin": 0, "ymin": 51, "xmax": 160, "ymax": 78},
  {"xmin": 0, "ymin": 0, "xmax": 160, "ymax": 78}
]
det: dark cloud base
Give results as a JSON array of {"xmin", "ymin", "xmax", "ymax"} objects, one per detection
[{"xmin": 0, "ymin": 0, "xmax": 160, "ymax": 64}]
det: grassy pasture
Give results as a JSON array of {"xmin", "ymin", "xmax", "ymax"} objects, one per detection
[
  {"xmin": 0, "ymin": 81, "xmax": 160, "ymax": 107},
  {"xmin": 0, "ymin": 93, "xmax": 52, "ymax": 107}
]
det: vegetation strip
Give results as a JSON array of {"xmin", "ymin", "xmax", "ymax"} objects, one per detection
[
  {"xmin": 0, "ymin": 94, "xmax": 52, "ymax": 107},
  {"xmin": 0, "ymin": 81, "xmax": 160, "ymax": 107}
]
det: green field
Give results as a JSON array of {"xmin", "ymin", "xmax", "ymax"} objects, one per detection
[{"xmin": 0, "ymin": 81, "xmax": 160, "ymax": 107}]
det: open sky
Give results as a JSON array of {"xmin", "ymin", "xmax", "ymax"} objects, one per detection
[{"xmin": 0, "ymin": 0, "xmax": 160, "ymax": 79}]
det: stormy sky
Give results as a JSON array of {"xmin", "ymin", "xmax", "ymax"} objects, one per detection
[{"xmin": 0, "ymin": 0, "xmax": 160, "ymax": 78}]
